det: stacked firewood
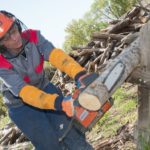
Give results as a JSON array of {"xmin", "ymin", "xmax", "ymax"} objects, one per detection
[
  {"xmin": 50, "ymin": 6, "xmax": 150, "ymax": 94},
  {"xmin": 0, "ymin": 5, "xmax": 150, "ymax": 149},
  {"xmin": 69, "ymin": 6, "xmax": 149, "ymax": 73},
  {"xmin": 0, "ymin": 122, "xmax": 29, "ymax": 148}
]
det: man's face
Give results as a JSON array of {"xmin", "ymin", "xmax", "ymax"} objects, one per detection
[{"xmin": 0, "ymin": 23, "xmax": 22, "ymax": 51}]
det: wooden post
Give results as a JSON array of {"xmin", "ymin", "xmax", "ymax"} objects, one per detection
[
  {"xmin": 137, "ymin": 86, "xmax": 150, "ymax": 149},
  {"xmin": 137, "ymin": 20, "xmax": 150, "ymax": 149}
]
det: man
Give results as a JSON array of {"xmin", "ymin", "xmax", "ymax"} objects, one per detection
[{"xmin": 0, "ymin": 11, "xmax": 93, "ymax": 150}]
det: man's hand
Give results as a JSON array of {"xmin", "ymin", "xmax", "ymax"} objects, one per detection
[{"xmin": 62, "ymin": 95, "xmax": 74, "ymax": 117}]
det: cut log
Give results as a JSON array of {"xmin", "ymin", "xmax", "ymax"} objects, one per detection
[
  {"xmin": 108, "ymin": 18, "xmax": 132, "ymax": 34},
  {"xmin": 125, "ymin": 7, "xmax": 141, "ymax": 19},
  {"xmin": 78, "ymin": 93, "xmax": 101, "ymax": 111},
  {"xmin": 92, "ymin": 33, "xmax": 125, "ymax": 41}
]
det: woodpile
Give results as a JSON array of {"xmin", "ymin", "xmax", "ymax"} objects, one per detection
[
  {"xmin": 0, "ymin": 122, "xmax": 29, "ymax": 146},
  {"xmin": 51, "ymin": 6, "xmax": 150, "ymax": 94},
  {"xmin": 0, "ymin": 4, "xmax": 150, "ymax": 149},
  {"xmin": 69, "ymin": 6, "xmax": 149, "ymax": 75}
]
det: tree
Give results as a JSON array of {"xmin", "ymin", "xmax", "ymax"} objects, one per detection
[
  {"xmin": 63, "ymin": 18, "xmax": 107, "ymax": 52},
  {"xmin": 63, "ymin": 0, "xmax": 138, "ymax": 52},
  {"xmin": 89, "ymin": 0, "xmax": 138, "ymax": 20}
]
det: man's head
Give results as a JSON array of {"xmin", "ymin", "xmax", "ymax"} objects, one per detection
[{"xmin": 0, "ymin": 11, "xmax": 23, "ymax": 53}]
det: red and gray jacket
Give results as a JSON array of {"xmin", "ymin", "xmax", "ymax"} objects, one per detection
[{"xmin": 0, "ymin": 29, "xmax": 54, "ymax": 107}]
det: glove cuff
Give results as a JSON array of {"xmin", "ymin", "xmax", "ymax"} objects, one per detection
[
  {"xmin": 54, "ymin": 96, "xmax": 63, "ymax": 110},
  {"xmin": 74, "ymin": 70, "xmax": 87, "ymax": 82}
]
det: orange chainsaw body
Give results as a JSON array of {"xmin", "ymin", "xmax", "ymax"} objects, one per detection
[{"xmin": 72, "ymin": 89, "xmax": 113, "ymax": 133}]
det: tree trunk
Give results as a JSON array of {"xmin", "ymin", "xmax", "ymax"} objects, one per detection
[
  {"xmin": 137, "ymin": 85, "xmax": 150, "ymax": 149},
  {"xmin": 137, "ymin": 19, "xmax": 150, "ymax": 150}
]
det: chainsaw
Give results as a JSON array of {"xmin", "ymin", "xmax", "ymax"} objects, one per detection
[
  {"xmin": 71, "ymin": 37, "xmax": 141, "ymax": 133},
  {"xmin": 59, "ymin": 72, "xmax": 114, "ymax": 142},
  {"xmin": 72, "ymin": 72, "xmax": 114, "ymax": 133}
]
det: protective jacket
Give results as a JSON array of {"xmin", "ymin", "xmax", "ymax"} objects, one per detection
[
  {"xmin": 0, "ymin": 29, "xmax": 85, "ymax": 109},
  {"xmin": 0, "ymin": 29, "xmax": 54, "ymax": 107}
]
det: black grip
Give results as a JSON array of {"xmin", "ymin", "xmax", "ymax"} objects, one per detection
[{"xmin": 80, "ymin": 73, "xmax": 99, "ymax": 87}]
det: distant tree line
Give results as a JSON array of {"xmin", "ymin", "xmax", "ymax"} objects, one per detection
[{"xmin": 63, "ymin": 0, "xmax": 138, "ymax": 52}]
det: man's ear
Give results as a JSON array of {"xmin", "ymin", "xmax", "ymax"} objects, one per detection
[{"xmin": 0, "ymin": 45, "xmax": 7, "ymax": 53}]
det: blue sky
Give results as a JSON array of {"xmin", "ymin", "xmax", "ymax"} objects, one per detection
[{"xmin": 1, "ymin": 0, "xmax": 93, "ymax": 48}]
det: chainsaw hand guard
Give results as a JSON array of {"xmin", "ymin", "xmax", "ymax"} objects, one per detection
[{"xmin": 76, "ymin": 73, "xmax": 99, "ymax": 89}]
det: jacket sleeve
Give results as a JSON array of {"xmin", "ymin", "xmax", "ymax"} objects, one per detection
[
  {"xmin": 35, "ymin": 31, "xmax": 86, "ymax": 79},
  {"xmin": 0, "ymin": 68, "xmax": 61, "ymax": 110},
  {"xmin": 0, "ymin": 68, "xmax": 26, "ymax": 96},
  {"xmin": 49, "ymin": 48, "xmax": 85, "ymax": 79},
  {"xmin": 35, "ymin": 30, "xmax": 55, "ymax": 61}
]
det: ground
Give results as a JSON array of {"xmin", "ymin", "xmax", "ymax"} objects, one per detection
[
  {"xmin": 0, "ymin": 83, "xmax": 138, "ymax": 149},
  {"xmin": 86, "ymin": 83, "xmax": 138, "ymax": 149}
]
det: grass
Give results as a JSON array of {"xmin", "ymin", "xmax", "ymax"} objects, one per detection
[
  {"xmin": 0, "ymin": 114, "xmax": 10, "ymax": 129},
  {"xmin": 139, "ymin": 135, "xmax": 150, "ymax": 150}
]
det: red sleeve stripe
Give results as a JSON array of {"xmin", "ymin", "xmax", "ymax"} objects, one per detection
[
  {"xmin": 35, "ymin": 55, "xmax": 44, "ymax": 73},
  {"xmin": 0, "ymin": 54, "xmax": 13, "ymax": 69},
  {"xmin": 23, "ymin": 76, "xmax": 30, "ymax": 83},
  {"xmin": 21, "ymin": 29, "xmax": 38, "ymax": 44}
]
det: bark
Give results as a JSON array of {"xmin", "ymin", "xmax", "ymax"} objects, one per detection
[
  {"xmin": 92, "ymin": 32, "xmax": 125, "ymax": 41},
  {"xmin": 108, "ymin": 18, "xmax": 132, "ymax": 34}
]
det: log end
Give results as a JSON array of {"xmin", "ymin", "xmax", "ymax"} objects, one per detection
[{"xmin": 78, "ymin": 93, "xmax": 101, "ymax": 111}]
